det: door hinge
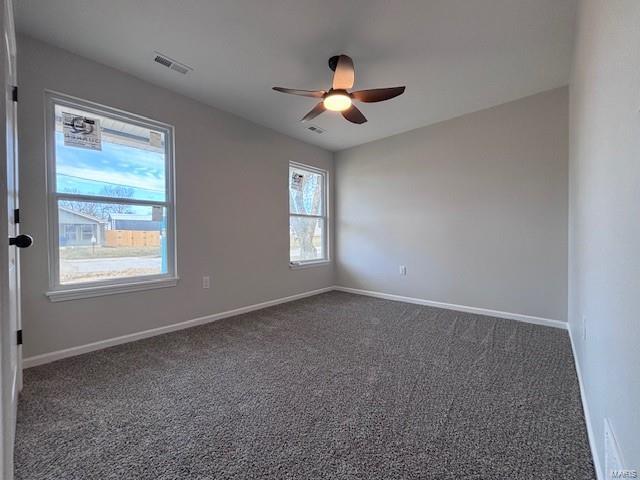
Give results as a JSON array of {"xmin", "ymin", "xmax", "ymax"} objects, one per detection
[
  {"xmin": 14, "ymin": 208, "xmax": 19, "ymax": 224},
  {"xmin": 16, "ymin": 329, "xmax": 22, "ymax": 345},
  {"xmin": 11, "ymin": 86, "xmax": 17, "ymax": 103}
]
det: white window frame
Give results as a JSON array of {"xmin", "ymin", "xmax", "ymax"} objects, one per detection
[
  {"xmin": 44, "ymin": 91, "xmax": 178, "ymax": 302},
  {"xmin": 288, "ymin": 161, "xmax": 330, "ymax": 268}
]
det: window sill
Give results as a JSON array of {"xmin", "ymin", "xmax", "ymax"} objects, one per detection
[
  {"xmin": 289, "ymin": 260, "xmax": 332, "ymax": 270},
  {"xmin": 46, "ymin": 277, "xmax": 179, "ymax": 302}
]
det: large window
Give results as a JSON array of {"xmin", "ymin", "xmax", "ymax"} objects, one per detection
[
  {"xmin": 289, "ymin": 162, "xmax": 328, "ymax": 266},
  {"xmin": 45, "ymin": 92, "xmax": 176, "ymax": 301}
]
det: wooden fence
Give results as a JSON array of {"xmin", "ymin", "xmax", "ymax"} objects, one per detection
[{"xmin": 105, "ymin": 230, "xmax": 160, "ymax": 247}]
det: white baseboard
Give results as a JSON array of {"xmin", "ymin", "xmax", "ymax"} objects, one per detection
[
  {"xmin": 22, "ymin": 286, "xmax": 334, "ymax": 369},
  {"xmin": 333, "ymin": 286, "xmax": 567, "ymax": 329},
  {"xmin": 337, "ymin": 285, "xmax": 603, "ymax": 478},
  {"xmin": 23, "ymin": 283, "xmax": 600, "ymax": 478},
  {"xmin": 568, "ymin": 325, "xmax": 603, "ymax": 480},
  {"xmin": 23, "ymin": 284, "xmax": 567, "ymax": 366}
]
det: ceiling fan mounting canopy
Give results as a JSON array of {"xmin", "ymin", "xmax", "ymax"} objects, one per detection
[{"xmin": 273, "ymin": 54, "xmax": 405, "ymax": 125}]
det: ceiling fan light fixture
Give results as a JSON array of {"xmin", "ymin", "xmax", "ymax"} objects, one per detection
[
  {"xmin": 273, "ymin": 55, "xmax": 405, "ymax": 124},
  {"xmin": 323, "ymin": 93, "xmax": 352, "ymax": 112}
]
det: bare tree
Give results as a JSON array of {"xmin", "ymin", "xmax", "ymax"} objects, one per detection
[
  {"xmin": 60, "ymin": 185, "xmax": 135, "ymax": 220},
  {"xmin": 290, "ymin": 174, "xmax": 322, "ymax": 259},
  {"xmin": 99, "ymin": 185, "xmax": 135, "ymax": 216}
]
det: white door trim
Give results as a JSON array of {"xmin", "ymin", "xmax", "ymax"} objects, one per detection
[{"xmin": 0, "ymin": 1, "xmax": 18, "ymax": 479}]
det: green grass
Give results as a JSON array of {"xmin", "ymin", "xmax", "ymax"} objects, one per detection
[{"xmin": 60, "ymin": 246, "xmax": 160, "ymax": 259}]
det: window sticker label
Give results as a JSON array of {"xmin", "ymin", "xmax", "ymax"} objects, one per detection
[
  {"xmin": 152, "ymin": 206, "xmax": 163, "ymax": 221},
  {"xmin": 62, "ymin": 112, "xmax": 102, "ymax": 151},
  {"xmin": 291, "ymin": 172, "xmax": 304, "ymax": 191},
  {"xmin": 149, "ymin": 131, "xmax": 162, "ymax": 148}
]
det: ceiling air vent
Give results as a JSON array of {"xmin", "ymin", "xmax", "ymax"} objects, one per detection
[
  {"xmin": 307, "ymin": 125, "xmax": 325, "ymax": 134},
  {"xmin": 153, "ymin": 52, "xmax": 192, "ymax": 75},
  {"xmin": 170, "ymin": 63, "xmax": 190, "ymax": 75}
]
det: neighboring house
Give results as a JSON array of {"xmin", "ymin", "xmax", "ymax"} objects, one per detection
[
  {"xmin": 58, "ymin": 207, "xmax": 105, "ymax": 246},
  {"xmin": 108, "ymin": 213, "xmax": 162, "ymax": 231}
]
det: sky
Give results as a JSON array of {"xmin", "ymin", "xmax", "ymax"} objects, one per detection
[
  {"xmin": 56, "ymin": 132, "xmax": 321, "ymax": 215},
  {"xmin": 55, "ymin": 131, "xmax": 166, "ymax": 202},
  {"xmin": 289, "ymin": 167, "xmax": 322, "ymax": 215}
]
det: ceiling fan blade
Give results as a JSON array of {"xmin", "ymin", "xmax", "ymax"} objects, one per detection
[
  {"xmin": 273, "ymin": 87, "xmax": 326, "ymax": 98},
  {"xmin": 342, "ymin": 105, "xmax": 367, "ymax": 124},
  {"xmin": 351, "ymin": 86, "xmax": 406, "ymax": 103},
  {"xmin": 301, "ymin": 102, "xmax": 326, "ymax": 122},
  {"xmin": 332, "ymin": 55, "xmax": 355, "ymax": 89}
]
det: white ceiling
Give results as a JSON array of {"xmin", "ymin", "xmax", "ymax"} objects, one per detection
[{"xmin": 16, "ymin": 0, "xmax": 576, "ymax": 151}]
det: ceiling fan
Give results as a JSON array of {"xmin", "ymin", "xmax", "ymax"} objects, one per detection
[{"xmin": 273, "ymin": 55, "xmax": 406, "ymax": 125}]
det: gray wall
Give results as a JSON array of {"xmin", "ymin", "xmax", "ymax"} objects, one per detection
[
  {"xmin": 335, "ymin": 88, "xmax": 568, "ymax": 321},
  {"xmin": 569, "ymin": 1, "xmax": 640, "ymax": 473},
  {"xmin": 18, "ymin": 35, "xmax": 334, "ymax": 358}
]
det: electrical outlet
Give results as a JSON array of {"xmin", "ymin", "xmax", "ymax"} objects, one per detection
[
  {"xmin": 582, "ymin": 315, "xmax": 587, "ymax": 341},
  {"xmin": 202, "ymin": 276, "xmax": 210, "ymax": 289},
  {"xmin": 399, "ymin": 265, "xmax": 407, "ymax": 276}
]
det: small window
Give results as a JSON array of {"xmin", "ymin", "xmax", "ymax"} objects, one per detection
[
  {"xmin": 289, "ymin": 162, "xmax": 329, "ymax": 266},
  {"xmin": 45, "ymin": 92, "xmax": 177, "ymax": 301},
  {"xmin": 62, "ymin": 224, "xmax": 77, "ymax": 244},
  {"xmin": 81, "ymin": 225, "xmax": 94, "ymax": 241}
]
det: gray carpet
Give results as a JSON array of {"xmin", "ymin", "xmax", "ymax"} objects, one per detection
[{"xmin": 16, "ymin": 291, "xmax": 595, "ymax": 479}]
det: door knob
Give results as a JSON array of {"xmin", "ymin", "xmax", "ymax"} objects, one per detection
[{"xmin": 9, "ymin": 234, "xmax": 33, "ymax": 248}]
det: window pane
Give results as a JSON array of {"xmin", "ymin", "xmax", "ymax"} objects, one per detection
[
  {"xmin": 289, "ymin": 166, "xmax": 324, "ymax": 215},
  {"xmin": 54, "ymin": 104, "xmax": 166, "ymax": 202},
  {"xmin": 290, "ymin": 216, "xmax": 325, "ymax": 262},
  {"xmin": 58, "ymin": 200, "xmax": 168, "ymax": 285},
  {"xmin": 81, "ymin": 225, "xmax": 94, "ymax": 241}
]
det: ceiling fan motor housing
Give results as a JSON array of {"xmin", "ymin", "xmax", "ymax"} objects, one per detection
[{"xmin": 325, "ymin": 88, "xmax": 349, "ymax": 97}]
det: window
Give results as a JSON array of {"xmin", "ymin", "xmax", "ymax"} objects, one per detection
[
  {"xmin": 45, "ymin": 92, "xmax": 176, "ymax": 301},
  {"xmin": 81, "ymin": 225, "xmax": 94, "ymax": 241},
  {"xmin": 289, "ymin": 162, "xmax": 329, "ymax": 266},
  {"xmin": 62, "ymin": 224, "xmax": 77, "ymax": 244}
]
